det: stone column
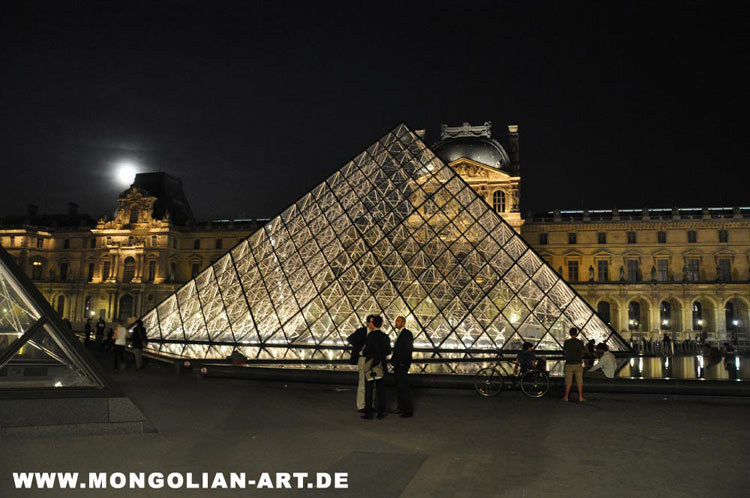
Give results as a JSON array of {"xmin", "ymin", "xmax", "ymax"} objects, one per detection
[
  {"xmin": 619, "ymin": 303, "xmax": 630, "ymax": 339},
  {"xmin": 650, "ymin": 304, "xmax": 661, "ymax": 340}
]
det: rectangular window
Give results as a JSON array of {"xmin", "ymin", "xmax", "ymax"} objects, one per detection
[
  {"xmin": 90, "ymin": 238, "xmax": 96, "ymax": 248},
  {"xmin": 686, "ymin": 258, "xmax": 700, "ymax": 282},
  {"xmin": 216, "ymin": 238, "xmax": 223, "ymax": 249},
  {"xmin": 657, "ymin": 259, "xmax": 669, "ymax": 282},
  {"xmin": 103, "ymin": 261, "xmax": 111, "ymax": 280},
  {"xmin": 193, "ymin": 239, "xmax": 200, "ymax": 250},
  {"xmin": 596, "ymin": 260, "xmax": 609, "ymax": 282},
  {"xmin": 191, "ymin": 263, "xmax": 200, "ymax": 277},
  {"xmin": 717, "ymin": 258, "xmax": 731, "ymax": 281},
  {"xmin": 627, "ymin": 260, "xmax": 640, "ymax": 282},
  {"xmin": 539, "ymin": 233, "xmax": 548, "ymax": 245},
  {"xmin": 627, "ymin": 231, "xmax": 636, "ymax": 244},
  {"xmin": 687, "ymin": 231, "xmax": 697, "ymax": 243},
  {"xmin": 36, "ymin": 238, "xmax": 43, "ymax": 248},
  {"xmin": 87, "ymin": 262, "xmax": 95, "ymax": 281},
  {"xmin": 63, "ymin": 239, "xmax": 70, "ymax": 249},
  {"xmin": 719, "ymin": 230, "xmax": 728, "ymax": 243},
  {"xmin": 31, "ymin": 261, "xmax": 43, "ymax": 280},
  {"xmin": 657, "ymin": 231, "xmax": 666, "ymax": 244},
  {"xmin": 106, "ymin": 236, "xmax": 112, "ymax": 245},
  {"xmin": 151, "ymin": 235, "xmax": 158, "ymax": 247},
  {"xmin": 148, "ymin": 260, "xmax": 156, "ymax": 282},
  {"xmin": 59, "ymin": 262, "xmax": 68, "ymax": 282},
  {"xmin": 8, "ymin": 236, "xmax": 14, "ymax": 246},
  {"xmin": 597, "ymin": 232, "xmax": 606, "ymax": 244},
  {"xmin": 128, "ymin": 236, "xmax": 134, "ymax": 246},
  {"xmin": 568, "ymin": 232, "xmax": 577, "ymax": 244},
  {"xmin": 567, "ymin": 261, "xmax": 579, "ymax": 282}
]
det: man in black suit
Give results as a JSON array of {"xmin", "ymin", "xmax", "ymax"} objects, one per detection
[
  {"xmin": 390, "ymin": 316, "xmax": 414, "ymax": 417},
  {"xmin": 361, "ymin": 315, "xmax": 391, "ymax": 420},
  {"xmin": 347, "ymin": 315, "xmax": 373, "ymax": 412}
]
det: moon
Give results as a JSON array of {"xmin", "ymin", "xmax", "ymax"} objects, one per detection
[{"xmin": 116, "ymin": 162, "xmax": 138, "ymax": 185}]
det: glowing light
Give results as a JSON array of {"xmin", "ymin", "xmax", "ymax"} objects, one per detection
[
  {"xmin": 662, "ymin": 319, "xmax": 669, "ymax": 326},
  {"xmin": 89, "ymin": 311, "xmax": 95, "ymax": 316},
  {"xmin": 54, "ymin": 381, "xmax": 63, "ymax": 388},
  {"xmin": 697, "ymin": 319, "xmax": 704, "ymax": 325},
  {"xmin": 732, "ymin": 319, "xmax": 740, "ymax": 326},
  {"xmin": 736, "ymin": 356, "xmax": 741, "ymax": 370},
  {"xmin": 115, "ymin": 161, "xmax": 138, "ymax": 186},
  {"xmin": 509, "ymin": 313, "xmax": 519, "ymax": 323}
]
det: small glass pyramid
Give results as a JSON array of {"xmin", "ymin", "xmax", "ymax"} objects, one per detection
[
  {"xmin": 0, "ymin": 248, "xmax": 105, "ymax": 388},
  {"xmin": 137, "ymin": 123, "xmax": 629, "ymax": 360}
]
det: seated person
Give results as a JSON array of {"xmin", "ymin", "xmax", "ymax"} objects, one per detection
[
  {"xmin": 515, "ymin": 342, "xmax": 536, "ymax": 374},
  {"xmin": 588, "ymin": 343, "xmax": 616, "ymax": 378}
]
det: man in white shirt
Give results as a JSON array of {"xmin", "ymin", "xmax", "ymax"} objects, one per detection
[
  {"xmin": 588, "ymin": 343, "xmax": 616, "ymax": 378},
  {"xmin": 113, "ymin": 321, "xmax": 130, "ymax": 371}
]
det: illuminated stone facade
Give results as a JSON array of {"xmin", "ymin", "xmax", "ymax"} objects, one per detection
[
  {"xmin": 0, "ymin": 174, "xmax": 261, "ymax": 324},
  {"xmin": 1, "ymin": 123, "xmax": 747, "ymax": 348},
  {"xmin": 522, "ymin": 208, "xmax": 750, "ymax": 345}
]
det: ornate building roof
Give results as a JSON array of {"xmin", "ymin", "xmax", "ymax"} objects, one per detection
[{"xmin": 432, "ymin": 122, "xmax": 513, "ymax": 173}]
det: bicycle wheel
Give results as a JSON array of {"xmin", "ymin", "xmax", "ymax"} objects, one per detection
[
  {"xmin": 520, "ymin": 370, "xmax": 550, "ymax": 398},
  {"xmin": 474, "ymin": 367, "xmax": 503, "ymax": 397}
]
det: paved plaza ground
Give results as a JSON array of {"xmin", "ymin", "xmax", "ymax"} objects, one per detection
[{"xmin": 2, "ymin": 354, "xmax": 750, "ymax": 498}]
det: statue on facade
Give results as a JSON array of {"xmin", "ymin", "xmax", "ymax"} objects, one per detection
[
  {"xmin": 650, "ymin": 265, "xmax": 656, "ymax": 281},
  {"xmin": 588, "ymin": 265, "xmax": 594, "ymax": 282},
  {"xmin": 619, "ymin": 265, "xmax": 625, "ymax": 281}
]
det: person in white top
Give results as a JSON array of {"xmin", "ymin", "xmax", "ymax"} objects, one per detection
[
  {"xmin": 588, "ymin": 343, "xmax": 617, "ymax": 379},
  {"xmin": 113, "ymin": 322, "xmax": 130, "ymax": 371}
]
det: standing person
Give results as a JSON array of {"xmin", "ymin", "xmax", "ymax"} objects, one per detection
[
  {"xmin": 663, "ymin": 333, "xmax": 672, "ymax": 355},
  {"xmin": 562, "ymin": 327, "xmax": 585, "ymax": 402},
  {"xmin": 131, "ymin": 319, "xmax": 148, "ymax": 370},
  {"xmin": 584, "ymin": 339, "xmax": 596, "ymax": 367},
  {"xmin": 390, "ymin": 316, "xmax": 414, "ymax": 418},
  {"xmin": 95, "ymin": 317, "xmax": 106, "ymax": 351},
  {"xmin": 84, "ymin": 318, "xmax": 92, "ymax": 345},
  {"xmin": 113, "ymin": 322, "xmax": 129, "ymax": 371},
  {"xmin": 347, "ymin": 315, "xmax": 372, "ymax": 413},
  {"xmin": 361, "ymin": 315, "xmax": 391, "ymax": 420},
  {"xmin": 105, "ymin": 327, "xmax": 115, "ymax": 353}
]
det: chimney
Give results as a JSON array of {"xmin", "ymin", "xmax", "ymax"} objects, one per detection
[
  {"xmin": 67, "ymin": 202, "xmax": 78, "ymax": 215},
  {"xmin": 507, "ymin": 124, "xmax": 520, "ymax": 172},
  {"xmin": 27, "ymin": 204, "xmax": 38, "ymax": 215}
]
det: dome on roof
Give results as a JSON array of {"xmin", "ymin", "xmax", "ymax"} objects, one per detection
[
  {"xmin": 433, "ymin": 136, "xmax": 511, "ymax": 170},
  {"xmin": 431, "ymin": 121, "xmax": 512, "ymax": 171}
]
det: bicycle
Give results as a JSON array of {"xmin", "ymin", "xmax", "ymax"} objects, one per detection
[{"xmin": 474, "ymin": 359, "xmax": 550, "ymax": 398}]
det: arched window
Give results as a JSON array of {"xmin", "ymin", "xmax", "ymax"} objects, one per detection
[
  {"xmin": 725, "ymin": 301, "xmax": 735, "ymax": 331},
  {"xmin": 492, "ymin": 190, "xmax": 506, "ymax": 213},
  {"xmin": 129, "ymin": 207, "xmax": 139, "ymax": 224},
  {"xmin": 123, "ymin": 257, "xmax": 136, "ymax": 283},
  {"xmin": 597, "ymin": 301, "xmax": 611, "ymax": 325},
  {"xmin": 693, "ymin": 301, "xmax": 703, "ymax": 330},
  {"xmin": 660, "ymin": 301, "xmax": 672, "ymax": 329},
  {"xmin": 628, "ymin": 301, "xmax": 641, "ymax": 330}
]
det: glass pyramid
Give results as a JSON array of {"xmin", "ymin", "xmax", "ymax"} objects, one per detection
[
  {"xmin": 137, "ymin": 123, "xmax": 628, "ymax": 362},
  {"xmin": 0, "ymin": 247, "xmax": 106, "ymax": 388}
]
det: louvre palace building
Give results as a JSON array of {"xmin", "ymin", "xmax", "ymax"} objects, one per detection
[{"xmin": 1, "ymin": 122, "xmax": 748, "ymax": 348}]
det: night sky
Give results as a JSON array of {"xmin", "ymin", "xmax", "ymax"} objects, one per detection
[{"xmin": 2, "ymin": 0, "xmax": 748, "ymax": 222}]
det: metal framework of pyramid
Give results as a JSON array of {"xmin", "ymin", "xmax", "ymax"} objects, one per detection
[
  {"xmin": 137, "ymin": 123, "xmax": 628, "ymax": 362},
  {"xmin": 0, "ymin": 247, "xmax": 109, "ymax": 389}
]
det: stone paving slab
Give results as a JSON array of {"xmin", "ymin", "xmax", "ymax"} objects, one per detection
[{"xmin": 0, "ymin": 355, "xmax": 748, "ymax": 497}]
